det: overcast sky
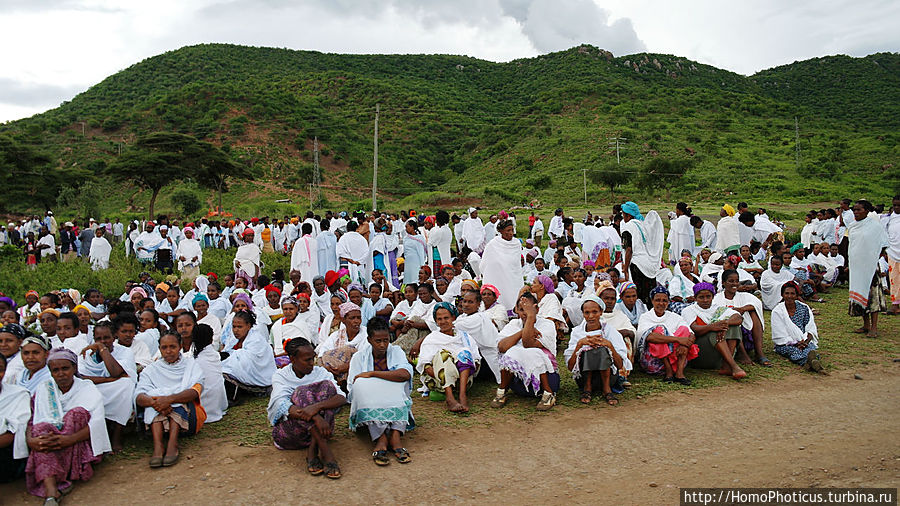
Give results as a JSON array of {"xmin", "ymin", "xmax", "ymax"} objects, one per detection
[{"xmin": 1, "ymin": 0, "xmax": 897, "ymax": 123}]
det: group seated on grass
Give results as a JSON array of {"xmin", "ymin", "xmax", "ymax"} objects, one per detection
[{"xmin": 0, "ymin": 196, "xmax": 893, "ymax": 501}]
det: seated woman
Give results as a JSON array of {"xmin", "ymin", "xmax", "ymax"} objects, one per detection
[
  {"xmin": 271, "ymin": 296, "xmax": 317, "ymax": 368},
  {"xmin": 479, "ymin": 284, "xmax": 509, "ymax": 330},
  {"xmin": 191, "ymin": 294, "xmax": 222, "ymax": 350},
  {"xmin": 771, "ymin": 283, "xmax": 825, "ymax": 373},
  {"xmin": 1, "ymin": 323, "xmax": 28, "ymax": 386},
  {"xmin": 565, "ymin": 295, "xmax": 630, "ymax": 405},
  {"xmin": 15, "ymin": 335, "xmax": 52, "ymax": 394},
  {"xmin": 318, "ymin": 293, "xmax": 346, "ymax": 346},
  {"xmin": 491, "ymin": 293, "xmax": 559, "ymax": 411},
  {"xmin": 636, "ymin": 286, "xmax": 698, "ymax": 385},
  {"xmin": 411, "ymin": 302, "xmax": 480, "ymax": 413},
  {"xmin": 221, "ymin": 311, "xmax": 277, "ymax": 401},
  {"xmin": 168, "ymin": 314, "xmax": 227, "ymax": 423},
  {"xmin": 0, "ymin": 353, "xmax": 30, "ymax": 483},
  {"xmin": 315, "ymin": 302, "xmax": 367, "ymax": 386},
  {"xmin": 135, "ymin": 309, "xmax": 162, "ymax": 357},
  {"xmin": 454, "ymin": 290, "xmax": 502, "ymax": 384},
  {"xmin": 681, "ymin": 283, "xmax": 747, "ymax": 380},
  {"xmin": 560, "ymin": 268, "xmax": 589, "ymax": 327},
  {"xmin": 714, "ymin": 269, "xmax": 771, "ymax": 367},
  {"xmin": 369, "ymin": 282, "xmax": 394, "ymax": 325},
  {"xmin": 267, "ymin": 338, "xmax": 345, "ymax": 479},
  {"xmin": 529, "ymin": 275, "xmax": 565, "ymax": 337},
  {"xmin": 615, "ymin": 282, "xmax": 647, "ymax": 328},
  {"xmin": 135, "ymin": 331, "xmax": 205, "ymax": 468},
  {"xmin": 295, "ymin": 293, "xmax": 321, "ymax": 339},
  {"xmin": 348, "ymin": 318, "xmax": 414, "ymax": 466},
  {"xmin": 667, "ymin": 256, "xmax": 699, "ymax": 314},
  {"xmin": 260, "ymin": 285, "xmax": 284, "ymax": 325},
  {"xmin": 393, "ymin": 284, "xmax": 438, "ymax": 353},
  {"xmin": 738, "ymin": 245, "xmax": 764, "ymax": 281},
  {"xmin": 26, "ymin": 348, "xmax": 110, "ymax": 502},
  {"xmin": 347, "ymin": 284, "xmax": 375, "ymax": 325},
  {"xmin": 723, "ymin": 254, "xmax": 758, "ymax": 292},
  {"xmin": 78, "ymin": 320, "xmax": 137, "ymax": 453}
]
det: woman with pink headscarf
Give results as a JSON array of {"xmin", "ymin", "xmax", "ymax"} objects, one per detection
[{"xmin": 315, "ymin": 302, "xmax": 367, "ymax": 385}]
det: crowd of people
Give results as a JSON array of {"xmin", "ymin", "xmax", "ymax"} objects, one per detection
[{"xmin": 0, "ymin": 195, "xmax": 897, "ymax": 503}]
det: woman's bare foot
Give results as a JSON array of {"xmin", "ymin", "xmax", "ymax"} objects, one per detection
[
  {"xmin": 852, "ymin": 327, "xmax": 868, "ymax": 334},
  {"xmin": 731, "ymin": 367, "xmax": 747, "ymax": 380},
  {"xmin": 446, "ymin": 399, "xmax": 464, "ymax": 412},
  {"xmin": 718, "ymin": 365, "xmax": 733, "ymax": 376},
  {"xmin": 866, "ymin": 331, "xmax": 879, "ymax": 338}
]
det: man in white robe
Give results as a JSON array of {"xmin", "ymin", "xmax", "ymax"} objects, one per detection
[
  {"xmin": 291, "ymin": 223, "xmax": 319, "ymax": 282},
  {"xmin": 481, "ymin": 221, "xmax": 524, "ymax": 312},
  {"xmin": 336, "ymin": 221, "xmax": 371, "ymax": 284},
  {"xmin": 462, "ymin": 208, "xmax": 485, "ymax": 254}
]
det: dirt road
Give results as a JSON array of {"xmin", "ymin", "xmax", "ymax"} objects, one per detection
[{"xmin": 4, "ymin": 363, "xmax": 898, "ymax": 505}]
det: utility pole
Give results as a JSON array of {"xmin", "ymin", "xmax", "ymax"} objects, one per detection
[
  {"xmin": 313, "ymin": 136, "xmax": 320, "ymax": 203},
  {"xmin": 79, "ymin": 122, "xmax": 85, "ymax": 138},
  {"xmin": 372, "ymin": 103, "xmax": 379, "ymax": 212},
  {"xmin": 308, "ymin": 184, "xmax": 313, "ymax": 211},
  {"xmin": 794, "ymin": 116, "xmax": 800, "ymax": 168},
  {"xmin": 608, "ymin": 137, "xmax": 626, "ymax": 164},
  {"xmin": 583, "ymin": 168, "xmax": 587, "ymax": 205}
]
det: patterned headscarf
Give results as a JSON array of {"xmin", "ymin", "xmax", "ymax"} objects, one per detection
[
  {"xmin": 461, "ymin": 280, "xmax": 480, "ymax": 292},
  {"xmin": 595, "ymin": 280, "xmax": 616, "ymax": 296},
  {"xmin": 692, "ymin": 282, "xmax": 717, "ymax": 295},
  {"xmin": 618, "ymin": 281, "xmax": 637, "ymax": 297},
  {"xmin": 0, "ymin": 323, "xmax": 27, "ymax": 340},
  {"xmin": 129, "ymin": 287, "xmax": 148, "ymax": 299},
  {"xmin": 47, "ymin": 347, "xmax": 78, "ymax": 364},
  {"xmin": 649, "ymin": 285, "xmax": 669, "ymax": 299},
  {"xmin": 339, "ymin": 301, "xmax": 361, "ymax": 318},
  {"xmin": 432, "ymin": 301, "xmax": 459, "ymax": 320},
  {"xmin": 23, "ymin": 335, "xmax": 51, "ymax": 351},
  {"xmin": 534, "ymin": 275, "xmax": 555, "ymax": 294},
  {"xmin": 280, "ymin": 295, "xmax": 299, "ymax": 307}
]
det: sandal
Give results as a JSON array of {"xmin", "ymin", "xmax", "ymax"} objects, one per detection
[
  {"xmin": 162, "ymin": 453, "xmax": 179, "ymax": 467},
  {"xmin": 307, "ymin": 457, "xmax": 324, "ymax": 476},
  {"xmin": 393, "ymin": 448, "xmax": 412, "ymax": 464},
  {"xmin": 603, "ymin": 392, "xmax": 618, "ymax": 406},
  {"xmin": 149, "ymin": 456, "xmax": 163, "ymax": 468},
  {"xmin": 663, "ymin": 376, "xmax": 675, "ymax": 383},
  {"xmin": 372, "ymin": 450, "xmax": 390, "ymax": 466},
  {"xmin": 490, "ymin": 388, "xmax": 509, "ymax": 408},
  {"xmin": 536, "ymin": 391, "xmax": 556, "ymax": 411},
  {"xmin": 579, "ymin": 390, "xmax": 592, "ymax": 404},
  {"xmin": 755, "ymin": 355, "xmax": 773, "ymax": 367},
  {"xmin": 674, "ymin": 377, "xmax": 692, "ymax": 386},
  {"xmin": 324, "ymin": 461, "xmax": 342, "ymax": 479}
]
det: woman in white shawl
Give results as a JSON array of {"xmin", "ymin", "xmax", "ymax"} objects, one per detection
[
  {"xmin": 135, "ymin": 332, "xmax": 205, "ymax": 468},
  {"xmin": 267, "ymin": 338, "xmax": 346, "ymax": 479},
  {"xmin": 771, "ymin": 282, "xmax": 825, "ymax": 373},
  {"xmin": 78, "ymin": 322, "xmax": 136, "ymax": 453},
  {"xmin": 290, "ymin": 224, "xmax": 319, "ymax": 282},
  {"xmin": 481, "ymin": 219, "xmax": 523, "ymax": 312},
  {"xmin": 401, "ymin": 220, "xmax": 428, "ymax": 286},
  {"xmin": 620, "ymin": 201, "xmax": 664, "ymax": 305},
  {"xmin": 233, "ymin": 229, "xmax": 262, "ymax": 289},
  {"xmin": 0, "ymin": 353, "xmax": 30, "ymax": 481},
  {"xmin": 336, "ymin": 221, "xmax": 371, "ymax": 285},
  {"xmin": 348, "ymin": 317, "xmax": 414, "ymax": 466},
  {"xmin": 760, "ymin": 254, "xmax": 795, "ymax": 311},
  {"xmin": 410, "ymin": 302, "xmax": 480, "ymax": 413},
  {"xmin": 454, "ymin": 290, "xmax": 502, "ymax": 384},
  {"xmin": 565, "ymin": 295, "xmax": 629, "ymax": 406},
  {"xmin": 847, "ymin": 200, "xmax": 889, "ymax": 338},
  {"xmin": 681, "ymin": 282, "xmax": 746, "ymax": 379},
  {"xmin": 25, "ymin": 348, "xmax": 110, "ymax": 501},
  {"xmin": 636, "ymin": 286, "xmax": 698, "ymax": 384},
  {"xmin": 316, "ymin": 302, "xmax": 368, "ymax": 385},
  {"xmin": 427, "ymin": 211, "xmax": 453, "ymax": 268},
  {"xmin": 462, "ymin": 208, "xmax": 485, "ymax": 254},
  {"xmin": 666, "ymin": 203, "xmax": 695, "ymax": 266},
  {"xmin": 597, "ymin": 280, "xmax": 636, "ymax": 377},
  {"xmin": 15, "ymin": 336, "xmax": 52, "ymax": 394},
  {"xmin": 176, "ymin": 227, "xmax": 202, "ymax": 285},
  {"xmin": 530, "ymin": 275, "xmax": 565, "ymax": 337},
  {"xmin": 667, "ymin": 256, "xmax": 700, "ymax": 314},
  {"xmin": 165, "ymin": 315, "xmax": 227, "ymax": 424},
  {"xmin": 271, "ymin": 296, "xmax": 317, "ymax": 368},
  {"xmin": 87, "ymin": 227, "xmax": 111, "ymax": 271},
  {"xmin": 714, "ymin": 269, "xmax": 770, "ymax": 367},
  {"xmin": 491, "ymin": 293, "xmax": 559, "ymax": 411},
  {"xmin": 221, "ymin": 311, "xmax": 276, "ymax": 399}
]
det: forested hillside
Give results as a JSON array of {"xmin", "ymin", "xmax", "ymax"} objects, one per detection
[{"xmin": 1, "ymin": 44, "xmax": 897, "ymax": 217}]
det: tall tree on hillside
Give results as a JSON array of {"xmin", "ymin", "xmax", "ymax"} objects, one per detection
[
  {"xmin": 192, "ymin": 144, "xmax": 252, "ymax": 214},
  {"xmin": 589, "ymin": 162, "xmax": 632, "ymax": 197},
  {"xmin": 637, "ymin": 157, "xmax": 693, "ymax": 199},
  {"xmin": 0, "ymin": 135, "xmax": 91, "ymax": 213},
  {"xmin": 106, "ymin": 132, "xmax": 246, "ymax": 218}
]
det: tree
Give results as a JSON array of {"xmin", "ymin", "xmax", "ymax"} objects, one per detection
[
  {"xmin": 589, "ymin": 163, "xmax": 632, "ymax": 196},
  {"xmin": 637, "ymin": 157, "xmax": 693, "ymax": 198},
  {"xmin": 170, "ymin": 188, "xmax": 203, "ymax": 216},
  {"xmin": 106, "ymin": 132, "xmax": 245, "ymax": 218},
  {"xmin": 0, "ymin": 134, "xmax": 91, "ymax": 213}
]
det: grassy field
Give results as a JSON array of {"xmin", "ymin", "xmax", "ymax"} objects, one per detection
[{"xmin": 105, "ymin": 283, "xmax": 898, "ymax": 462}]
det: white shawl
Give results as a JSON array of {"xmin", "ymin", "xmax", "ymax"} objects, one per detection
[
  {"xmin": 667, "ymin": 214, "xmax": 694, "ymax": 262},
  {"xmin": 176, "ymin": 238, "xmax": 202, "ymax": 270},
  {"xmin": 636, "ymin": 310, "xmax": 688, "ymax": 352},
  {"xmin": 622, "ymin": 211, "xmax": 663, "ymax": 278},
  {"xmin": 712, "ymin": 291, "xmax": 764, "ymax": 331},
  {"xmin": 462, "ymin": 216, "xmax": 485, "ymax": 252},
  {"xmin": 134, "ymin": 355, "xmax": 204, "ymax": 423},
  {"xmin": 290, "ymin": 235, "xmax": 319, "ymax": 282},
  {"xmin": 88, "ymin": 236, "xmax": 111, "ymax": 271},
  {"xmin": 415, "ymin": 329, "xmax": 482, "ymax": 374},
  {"xmin": 771, "ymin": 301, "xmax": 818, "ymax": 346},
  {"xmin": 336, "ymin": 231, "xmax": 370, "ymax": 284},
  {"xmin": 32, "ymin": 377, "xmax": 111, "ymax": 456},
  {"xmin": 0, "ymin": 383, "xmax": 30, "ymax": 458},
  {"xmin": 481, "ymin": 235, "xmax": 524, "ymax": 311},
  {"xmin": 848, "ymin": 215, "xmax": 888, "ymax": 307},
  {"xmin": 565, "ymin": 321, "xmax": 631, "ymax": 375},
  {"xmin": 221, "ymin": 327, "xmax": 276, "ymax": 387},
  {"xmin": 760, "ymin": 267, "xmax": 795, "ymax": 310},
  {"xmin": 315, "ymin": 324, "xmax": 368, "ymax": 356},
  {"xmin": 267, "ymin": 366, "xmax": 341, "ymax": 426}
]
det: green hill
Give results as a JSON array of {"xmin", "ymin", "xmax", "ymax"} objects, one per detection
[{"xmin": 1, "ymin": 43, "xmax": 898, "ymax": 217}]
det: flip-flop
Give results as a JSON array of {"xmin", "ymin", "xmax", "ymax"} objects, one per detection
[
  {"xmin": 325, "ymin": 462, "xmax": 342, "ymax": 479},
  {"xmin": 307, "ymin": 457, "xmax": 324, "ymax": 476},
  {"xmin": 755, "ymin": 355, "xmax": 773, "ymax": 367},
  {"xmin": 579, "ymin": 391, "xmax": 592, "ymax": 404},
  {"xmin": 372, "ymin": 450, "xmax": 390, "ymax": 466},
  {"xmin": 393, "ymin": 448, "xmax": 412, "ymax": 464}
]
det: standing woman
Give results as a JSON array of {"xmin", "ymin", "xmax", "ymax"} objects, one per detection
[
  {"xmin": 233, "ymin": 229, "xmax": 262, "ymax": 289},
  {"xmin": 620, "ymin": 202, "xmax": 664, "ymax": 305},
  {"xmin": 402, "ymin": 220, "xmax": 428, "ymax": 286},
  {"xmin": 847, "ymin": 200, "xmax": 889, "ymax": 338},
  {"xmin": 88, "ymin": 227, "xmax": 112, "ymax": 271},
  {"xmin": 25, "ymin": 348, "xmax": 110, "ymax": 502},
  {"xmin": 771, "ymin": 283, "xmax": 825, "ymax": 373},
  {"xmin": 666, "ymin": 202, "xmax": 694, "ymax": 266},
  {"xmin": 481, "ymin": 219, "xmax": 524, "ymax": 313},
  {"xmin": 176, "ymin": 227, "xmax": 203, "ymax": 286}
]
